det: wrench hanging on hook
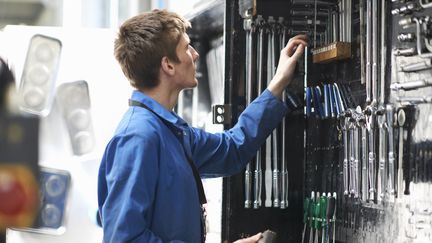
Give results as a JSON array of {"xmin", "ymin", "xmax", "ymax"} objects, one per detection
[{"xmin": 243, "ymin": 15, "xmax": 255, "ymax": 209}]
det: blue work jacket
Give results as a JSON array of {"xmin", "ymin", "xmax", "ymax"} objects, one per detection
[{"xmin": 98, "ymin": 89, "xmax": 289, "ymax": 242}]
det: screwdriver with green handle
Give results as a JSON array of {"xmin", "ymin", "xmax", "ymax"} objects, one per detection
[
  {"xmin": 319, "ymin": 194, "xmax": 328, "ymax": 243},
  {"xmin": 302, "ymin": 196, "xmax": 311, "ymax": 243},
  {"xmin": 308, "ymin": 192, "xmax": 316, "ymax": 243},
  {"xmin": 313, "ymin": 192, "xmax": 321, "ymax": 243}
]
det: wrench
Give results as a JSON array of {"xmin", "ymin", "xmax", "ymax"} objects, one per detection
[
  {"xmin": 386, "ymin": 105, "xmax": 396, "ymax": 198},
  {"xmin": 279, "ymin": 17, "xmax": 289, "ymax": 209},
  {"xmin": 253, "ymin": 16, "xmax": 265, "ymax": 209},
  {"xmin": 391, "ymin": 79, "xmax": 432, "ymax": 91},
  {"xmin": 243, "ymin": 17, "xmax": 255, "ymax": 208},
  {"xmin": 268, "ymin": 17, "xmax": 280, "ymax": 208},
  {"xmin": 348, "ymin": 114, "xmax": 356, "ymax": 196},
  {"xmin": 377, "ymin": 108, "xmax": 387, "ymax": 202},
  {"xmin": 341, "ymin": 111, "xmax": 351, "ymax": 196},
  {"xmin": 397, "ymin": 108, "xmax": 405, "ymax": 198},
  {"xmin": 353, "ymin": 106, "xmax": 362, "ymax": 199},
  {"xmin": 265, "ymin": 17, "xmax": 273, "ymax": 207},
  {"xmin": 365, "ymin": 106, "xmax": 377, "ymax": 202},
  {"xmin": 358, "ymin": 114, "xmax": 369, "ymax": 202}
]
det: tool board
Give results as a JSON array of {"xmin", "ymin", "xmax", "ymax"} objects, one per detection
[{"xmin": 185, "ymin": 0, "xmax": 432, "ymax": 242}]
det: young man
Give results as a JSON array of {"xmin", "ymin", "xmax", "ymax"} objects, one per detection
[{"xmin": 98, "ymin": 9, "xmax": 307, "ymax": 243}]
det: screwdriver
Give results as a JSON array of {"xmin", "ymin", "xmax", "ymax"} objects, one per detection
[
  {"xmin": 302, "ymin": 196, "xmax": 311, "ymax": 243},
  {"xmin": 332, "ymin": 192, "xmax": 337, "ymax": 243},
  {"xmin": 326, "ymin": 193, "xmax": 336, "ymax": 243},
  {"xmin": 313, "ymin": 192, "xmax": 321, "ymax": 243},
  {"xmin": 308, "ymin": 192, "xmax": 316, "ymax": 243},
  {"xmin": 319, "ymin": 193, "xmax": 328, "ymax": 243}
]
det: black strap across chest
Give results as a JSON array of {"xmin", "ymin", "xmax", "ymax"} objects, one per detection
[{"xmin": 129, "ymin": 99, "xmax": 207, "ymax": 205}]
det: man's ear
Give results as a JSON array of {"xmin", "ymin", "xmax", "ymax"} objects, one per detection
[{"xmin": 161, "ymin": 56, "xmax": 175, "ymax": 76}]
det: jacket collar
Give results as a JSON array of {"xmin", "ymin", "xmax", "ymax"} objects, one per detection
[{"xmin": 130, "ymin": 90, "xmax": 188, "ymax": 127}]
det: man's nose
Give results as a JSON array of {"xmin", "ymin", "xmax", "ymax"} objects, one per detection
[{"xmin": 193, "ymin": 48, "xmax": 199, "ymax": 60}]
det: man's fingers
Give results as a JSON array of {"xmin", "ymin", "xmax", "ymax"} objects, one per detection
[
  {"xmin": 285, "ymin": 34, "xmax": 308, "ymax": 57},
  {"xmin": 234, "ymin": 232, "xmax": 262, "ymax": 243},
  {"xmin": 286, "ymin": 34, "xmax": 308, "ymax": 47},
  {"xmin": 291, "ymin": 44, "xmax": 305, "ymax": 60},
  {"xmin": 287, "ymin": 34, "xmax": 308, "ymax": 43},
  {"xmin": 291, "ymin": 34, "xmax": 308, "ymax": 42},
  {"xmin": 249, "ymin": 232, "xmax": 263, "ymax": 241},
  {"xmin": 285, "ymin": 39, "xmax": 308, "ymax": 56}
]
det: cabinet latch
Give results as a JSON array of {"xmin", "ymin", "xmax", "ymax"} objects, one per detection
[{"xmin": 212, "ymin": 104, "xmax": 232, "ymax": 125}]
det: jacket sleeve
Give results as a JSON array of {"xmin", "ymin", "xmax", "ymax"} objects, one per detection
[
  {"xmin": 98, "ymin": 134, "xmax": 186, "ymax": 243},
  {"xmin": 190, "ymin": 89, "xmax": 289, "ymax": 177}
]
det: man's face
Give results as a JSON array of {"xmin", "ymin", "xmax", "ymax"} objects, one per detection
[{"xmin": 173, "ymin": 33, "xmax": 199, "ymax": 89}]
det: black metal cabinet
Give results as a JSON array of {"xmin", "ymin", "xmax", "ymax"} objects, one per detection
[{"xmin": 186, "ymin": 1, "xmax": 432, "ymax": 242}]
